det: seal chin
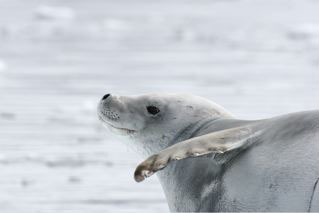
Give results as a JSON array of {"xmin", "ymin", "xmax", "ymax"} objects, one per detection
[{"xmin": 98, "ymin": 115, "xmax": 137, "ymax": 136}]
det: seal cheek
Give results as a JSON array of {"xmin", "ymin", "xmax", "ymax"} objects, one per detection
[{"xmin": 126, "ymin": 112, "xmax": 147, "ymax": 131}]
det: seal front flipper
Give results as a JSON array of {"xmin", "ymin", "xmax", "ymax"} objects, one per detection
[{"xmin": 134, "ymin": 124, "xmax": 262, "ymax": 182}]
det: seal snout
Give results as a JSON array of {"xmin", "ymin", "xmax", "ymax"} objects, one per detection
[{"xmin": 99, "ymin": 93, "xmax": 120, "ymax": 121}]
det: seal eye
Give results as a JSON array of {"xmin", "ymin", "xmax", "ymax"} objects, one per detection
[{"xmin": 147, "ymin": 106, "xmax": 160, "ymax": 115}]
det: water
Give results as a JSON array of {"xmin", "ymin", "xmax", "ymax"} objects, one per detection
[{"xmin": 0, "ymin": 0, "xmax": 319, "ymax": 212}]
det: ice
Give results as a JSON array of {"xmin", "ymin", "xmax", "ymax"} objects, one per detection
[
  {"xmin": 34, "ymin": 5, "xmax": 76, "ymax": 21},
  {"xmin": 1, "ymin": 0, "xmax": 319, "ymax": 212},
  {"xmin": 103, "ymin": 19, "xmax": 130, "ymax": 31},
  {"xmin": 0, "ymin": 59, "xmax": 7, "ymax": 71},
  {"xmin": 287, "ymin": 23, "xmax": 319, "ymax": 40}
]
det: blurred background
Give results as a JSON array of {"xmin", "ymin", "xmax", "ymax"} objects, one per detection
[{"xmin": 0, "ymin": 0, "xmax": 319, "ymax": 212}]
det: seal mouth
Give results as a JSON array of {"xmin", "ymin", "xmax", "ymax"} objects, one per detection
[{"xmin": 98, "ymin": 113, "xmax": 137, "ymax": 135}]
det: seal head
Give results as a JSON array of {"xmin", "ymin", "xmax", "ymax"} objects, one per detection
[{"xmin": 97, "ymin": 93, "xmax": 233, "ymax": 153}]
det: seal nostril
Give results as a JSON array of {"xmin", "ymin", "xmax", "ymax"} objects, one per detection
[{"xmin": 102, "ymin": 94, "xmax": 110, "ymax": 101}]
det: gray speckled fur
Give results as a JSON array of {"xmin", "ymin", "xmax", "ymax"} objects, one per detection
[{"xmin": 98, "ymin": 94, "xmax": 319, "ymax": 212}]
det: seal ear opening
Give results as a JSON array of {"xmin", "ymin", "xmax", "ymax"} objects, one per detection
[{"xmin": 134, "ymin": 124, "xmax": 262, "ymax": 182}]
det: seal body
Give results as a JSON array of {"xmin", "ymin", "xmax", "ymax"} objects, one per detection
[
  {"xmin": 98, "ymin": 93, "xmax": 319, "ymax": 212},
  {"xmin": 159, "ymin": 112, "xmax": 319, "ymax": 211}
]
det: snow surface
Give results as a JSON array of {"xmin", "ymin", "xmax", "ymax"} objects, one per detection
[{"xmin": 0, "ymin": 0, "xmax": 319, "ymax": 212}]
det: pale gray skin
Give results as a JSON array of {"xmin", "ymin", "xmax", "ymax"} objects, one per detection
[{"xmin": 98, "ymin": 93, "xmax": 319, "ymax": 212}]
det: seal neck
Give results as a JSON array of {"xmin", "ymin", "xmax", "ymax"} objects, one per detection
[
  {"xmin": 157, "ymin": 117, "xmax": 259, "ymax": 211},
  {"xmin": 170, "ymin": 116, "xmax": 224, "ymax": 146}
]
